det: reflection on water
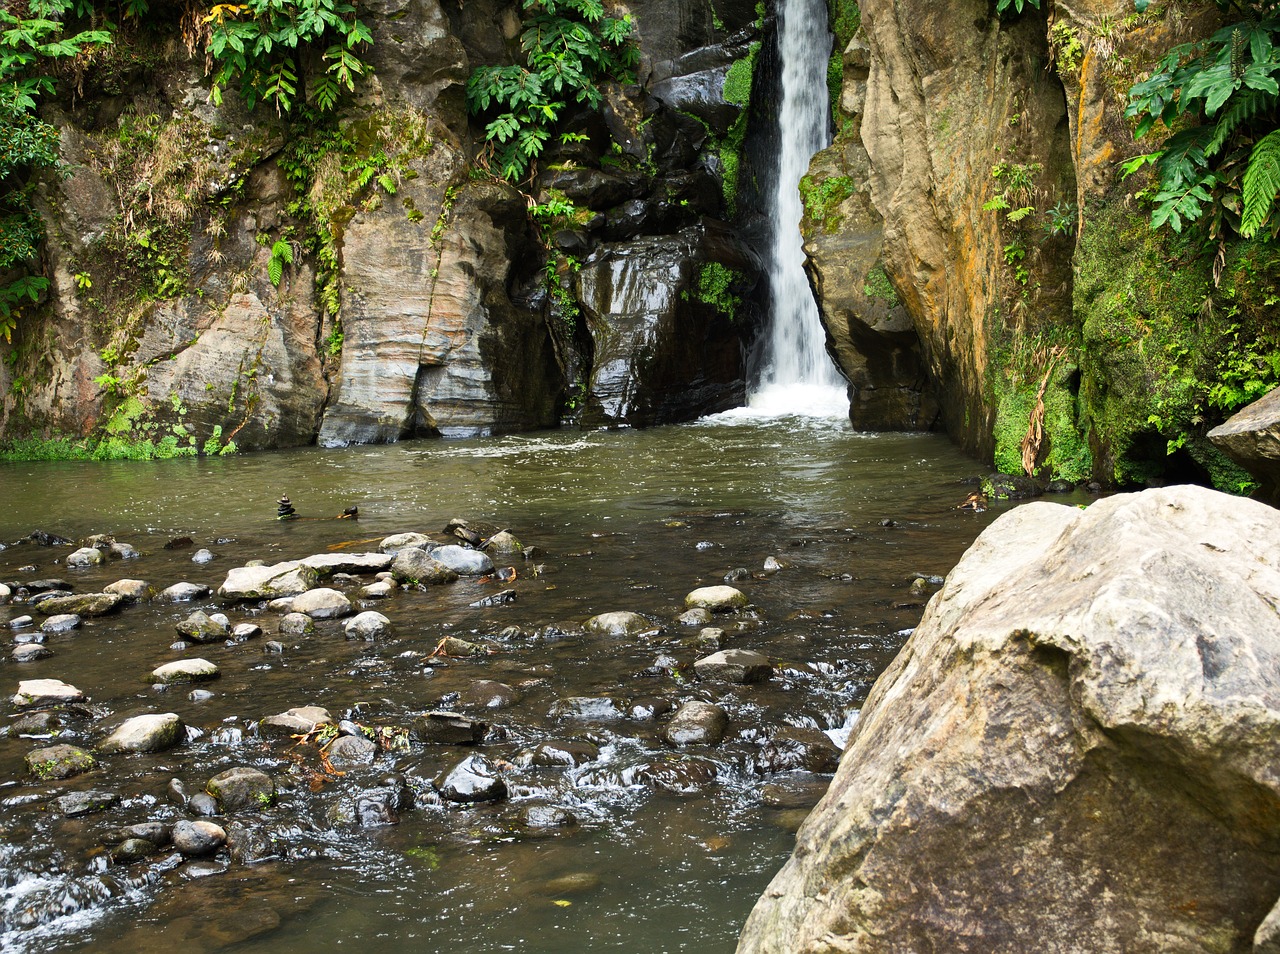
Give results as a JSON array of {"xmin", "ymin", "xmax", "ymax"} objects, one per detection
[{"xmin": 0, "ymin": 417, "xmax": 1026, "ymax": 953}]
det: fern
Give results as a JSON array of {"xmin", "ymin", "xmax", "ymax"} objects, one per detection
[
  {"xmin": 1241, "ymin": 129, "xmax": 1280, "ymax": 237},
  {"xmin": 1203, "ymin": 87, "xmax": 1271, "ymax": 158}
]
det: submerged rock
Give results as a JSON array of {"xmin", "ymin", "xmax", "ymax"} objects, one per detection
[
  {"xmin": 585, "ymin": 611, "xmax": 655, "ymax": 636},
  {"xmin": 753, "ymin": 727, "xmax": 841, "ymax": 775},
  {"xmin": 693, "ymin": 649, "xmax": 772, "ymax": 683},
  {"xmin": 206, "ymin": 767, "xmax": 274, "ymax": 811},
  {"xmin": 34, "ymin": 592, "xmax": 123, "ymax": 617},
  {"xmin": 738, "ymin": 487, "xmax": 1280, "ymax": 954},
  {"xmin": 662, "ymin": 700, "xmax": 729, "ymax": 746}
]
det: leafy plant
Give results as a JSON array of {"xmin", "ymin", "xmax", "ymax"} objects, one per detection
[
  {"xmin": 1124, "ymin": 0, "xmax": 1280, "ymax": 238},
  {"xmin": 202, "ymin": 0, "xmax": 373, "ymax": 115},
  {"xmin": 1043, "ymin": 200, "xmax": 1078, "ymax": 236},
  {"xmin": 268, "ymin": 238, "xmax": 294, "ymax": 286},
  {"xmin": 995, "ymin": 0, "xmax": 1040, "ymax": 16},
  {"xmin": 0, "ymin": 4, "xmax": 112, "ymax": 340},
  {"xmin": 466, "ymin": 0, "xmax": 638, "ymax": 182}
]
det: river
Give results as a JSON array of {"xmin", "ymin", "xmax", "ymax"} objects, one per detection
[{"xmin": 0, "ymin": 409, "xmax": 1036, "ymax": 953}]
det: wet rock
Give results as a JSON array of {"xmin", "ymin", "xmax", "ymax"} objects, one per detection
[
  {"xmin": 428, "ymin": 544, "xmax": 494, "ymax": 576},
  {"xmin": 327, "ymin": 734, "xmax": 378, "ymax": 765},
  {"xmin": 66, "ymin": 547, "xmax": 106, "ymax": 567},
  {"xmin": 115, "ymin": 821, "xmax": 173, "ymax": 846},
  {"xmin": 218, "ymin": 562, "xmax": 319, "ymax": 600},
  {"xmin": 110, "ymin": 542, "xmax": 140, "ymax": 560},
  {"xmin": 9, "ymin": 615, "xmax": 31, "ymax": 629},
  {"xmin": 663, "ymin": 700, "xmax": 729, "ymax": 746},
  {"xmin": 26, "ymin": 743, "xmax": 96, "ymax": 780},
  {"xmin": 11, "ymin": 710, "xmax": 66, "ymax": 735},
  {"xmin": 469, "ymin": 588, "xmax": 517, "ymax": 608},
  {"xmin": 437, "ymin": 635, "xmax": 490, "ymax": 657},
  {"xmin": 981, "ymin": 472, "xmax": 1043, "ymax": 500},
  {"xmin": 0, "ymin": 582, "xmax": 9, "ymax": 601},
  {"xmin": 192, "ymin": 549, "xmax": 215, "ymax": 564},
  {"xmin": 482, "ymin": 530, "xmax": 524, "ymax": 556},
  {"xmin": 56, "ymin": 789, "xmax": 119, "ymax": 816},
  {"xmin": 13, "ymin": 678, "xmax": 85, "ymax": 706},
  {"xmin": 100, "ymin": 713, "xmax": 185, "ymax": 754},
  {"xmin": 40, "ymin": 614, "xmax": 81, "ymax": 634},
  {"xmin": 34, "ymin": 592, "xmax": 123, "ymax": 617},
  {"xmin": 684, "ymin": 585, "xmax": 749, "ymax": 612},
  {"xmin": 410, "ymin": 711, "xmax": 487, "ymax": 745},
  {"xmin": 176, "ymin": 611, "xmax": 229, "ymax": 643},
  {"xmin": 628, "ymin": 697, "xmax": 675, "ymax": 721},
  {"xmin": 1045, "ymin": 478, "xmax": 1075, "ymax": 494},
  {"xmin": 344, "ymin": 611, "xmax": 392, "ymax": 639},
  {"xmin": 149, "ymin": 658, "xmax": 220, "ymax": 685},
  {"xmin": 291, "ymin": 587, "xmax": 352, "ymax": 619},
  {"xmin": 297, "ymin": 552, "xmax": 394, "ymax": 575},
  {"xmin": 263, "ymin": 640, "xmax": 285, "ymax": 653},
  {"xmin": 188, "ymin": 689, "xmax": 215, "ymax": 701},
  {"xmin": 278, "ymin": 612, "xmax": 314, "ymax": 636},
  {"xmin": 458, "ymin": 679, "xmax": 522, "ymax": 709},
  {"xmin": 171, "ymin": 819, "xmax": 226, "ymax": 857},
  {"xmin": 159, "ymin": 582, "xmax": 212, "ymax": 602},
  {"xmin": 13, "ymin": 644, "xmax": 53, "ymax": 662},
  {"xmin": 188, "ymin": 792, "xmax": 220, "ymax": 816},
  {"xmin": 694, "ymin": 648, "xmax": 772, "ymax": 683},
  {"xmin": 676, "ymin": 607, "xmax": 713, "ymax": 626},
  {"xmin": 754, "ymin": 727, "xmax": 842, "ymax": 774},
  {"xmin": 695, "ymin": 627, "xmax": 726, "ymax": 651},
  {"xmin": 359, "ymin": 580, "xmax": 395, "ymax": 599},
  {"xmin": 763, "ymin": 556, "xmax": 790, "ymax": 572},
  {"xmin": 207, "ymin": 767, "xmax": 275, "ymax": 811},
  {"xmin": 585, "ymin": 611, "xmax": 655, "ymax": 636},
  {"xmin": 104, "ymin": 579, "xmax": 152, "ymax": 602},
  {"xmin": 20, "ymin": 578, "xmax": 70, "ymax": 594},
  {"xmin": 230, "ymin": 622, "xmax": 262, "ymax": 641},
  {"xmin": 761, "ymin": 777, "xmax": 832, "ymax": 810},
  {"xmin": 530, "ymin": 740, "xmax": 599, "ymax": 768},
  {"xmin": 259, "ymin": 705, "xmax": 333, "ymax": 739},
  {"xmin": 723, "ymin": 567, "xmax": 751, "ymax": 582},
  {"xmin": 379, "ymin": 531, "xmax": 432, "ymax": 553},
  {"xmin": 525, "ymin": 805, "xmax": 578, "ymax": 829},
  {"xmin": 111, "ymin": 837, "xmax": 159, "ymax": 865},
  {"xmin": 20, "ymin": 531, "xmax": 70, "ymax": 546},
  {"xmin": 437, "ymin": 754, "xmax": 507, "ymax": 803},
  {"xmin": 549, "ymin": 696, "xmax": 627, "ymax": 721},
  {"xmin": 13, "ymin": 630, "xmax": 45, "ymax": 644},
  {"xmin": 225, "ymin": 821, "xmax": 278, "ymax": 865},
  {"xmin": 390, "ymin": 548, "xmax": 459, "ymax": 585}
]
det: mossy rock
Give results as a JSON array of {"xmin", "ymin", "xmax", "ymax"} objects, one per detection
[{"xmin": 26, "ymin": 744, "xmax": 96, "ymax": 780}]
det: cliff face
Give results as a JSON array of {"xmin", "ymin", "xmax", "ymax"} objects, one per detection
[
  {"xmin": 807, "ymin": 0, "xmax": 1279, "ymax": 489},
  {"xmin": 0, "ymin": 0, "xmax": 767, "ymax": 453}
]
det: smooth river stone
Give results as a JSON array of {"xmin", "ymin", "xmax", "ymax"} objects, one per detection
[
  {"xmin": 683, "ymin": 585, "xmax": 749, "ymax": 612},
  {"xmin": 290, "ymin": 587, "xmax": 352, "ymax": 619},
  {"xmin": 584, "ymin": 611, "xmax": 654, "ymax": 636},
  {"xmin": 218, "ymin": 562, "xmax": 319, "ymax": 600},
  {"xmin": 100, "ymin": 713, "xmax": 185, "ymax": 754},
  {"xmin": 13, "ymin": 678, "xmax": 85, "ymax": 706},
  {"xmin": 149, "ymin": 659, "xmax": 220, "ymax": 685}
]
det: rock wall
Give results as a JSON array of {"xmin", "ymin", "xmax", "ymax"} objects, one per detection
[
  {"xmin": 0, "ymin": 0, "xmax": 769, "ymax": 453},
  {"xmin": 738, "ymin": 485, "xmax": 1280, "ymax": 952},
  {"xmin": 808, "ymin": 0, "xmax": 1278, "ymax": 490}
]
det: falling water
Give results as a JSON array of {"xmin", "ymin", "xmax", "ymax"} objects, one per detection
[{"xmin": 748, "ymin": 0, "xmax": 849, "ymax": 418}]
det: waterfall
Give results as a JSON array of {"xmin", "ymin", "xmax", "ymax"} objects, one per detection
[{"xmin": 748, "ymin": 0, "xmax": 849, "ymax": 418}]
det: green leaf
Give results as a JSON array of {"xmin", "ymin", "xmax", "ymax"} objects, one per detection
[{"xmin": 1241, "ymin": 129, "xmax": 1280, "ymax": 237}]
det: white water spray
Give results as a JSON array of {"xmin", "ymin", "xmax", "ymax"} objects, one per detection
[{"xmin": 748, "ymin": 0, "xmax": 849, "ymax": 419}]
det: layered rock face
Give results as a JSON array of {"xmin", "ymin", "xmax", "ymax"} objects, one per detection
[
  {"xmin": 738, "ymin": 485, "xmax": 1280, "ymax": 952},
  {"xmin": 1, "ymin": 0, "xmax": 766, "ymax": 450}
]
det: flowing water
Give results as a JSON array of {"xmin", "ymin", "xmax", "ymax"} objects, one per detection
[
  {"xmin": 751, "ymin": 0, "xmax": 848, "ymax": 414},
  {"xmin": 0, "ymin": 417, "xmax": 1029, "ymax": 953}
]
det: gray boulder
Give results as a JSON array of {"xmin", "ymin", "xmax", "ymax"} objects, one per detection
[
  {"xmin": 100, "ymin": 713, "xmax": 185, "ymax": 754},
  {"xmin": 585, "ymin": 611, "xmax": 655, "ymax": 636},
  {"xmin": 390, "ymin": 548, "xmax": 458, "ymax": 585},
  {"xmin": 66, "ymin": 547, "xmax": 106, "ymax": 567},
  {"xmin": 693, "ymin": 649, "xmax": 772, "ymax": 683},
  {"xmin": 206, "ymin": 766, "xmax": 274, "ymax": 811},
  {"xmin": 149, "ymin": 658, "xmax": 220, "ymax": 685},
  {"xmin": 13, "ymin": 678, "xmax": 84, "ymax": 706},
  {"xmin": 738, "ymin": 487, "xmax": 1280, "ymax": 954},
  {"xmin": 34, "ymin": 592, "xmax": 123, "ymax": 617},
  {"xmin": 428, "ymin": 544, "xmax": 494, "ymax": 575},
  {"xmin": 176, "ymin": 611, "xmax": 229, "ymax": 643},
  {"xmin": 1208, "ymin": 384, "xmax": 1280, "ymax": 503},
  {"xmin": 104, "ymin": 579, "xmax": 152, "ymax": 602},
  {"xmin": 684, "ymin": 585, "xmax": 748, "ymax": 612},
  {"xmin": 344, "ymin": 611, "xmax": 391, "ymax": 639},
  {"xmin": 662, "ymin": 700, "xmax": 729, "ymax": 746},
  {"xmin": 290, "ymin": 587, "xmax": 352, "ymax": 619},
  {"xmin": 217, "ymin": 562, "xmax": 319, "ymax": 600},
  {"xmin": 158, "ymin": 582, "xmax": 211, "ymax": 602}
]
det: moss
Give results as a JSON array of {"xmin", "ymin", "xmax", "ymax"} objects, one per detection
[
  {"xmin": 862, "ymin": 265, "xmax": 901, "ymax": 307},
  {"xmin": 1074, "ymin": 198, "xmax": 1280, "ymax": 490},
  {"xmin": 799, "ymin": 173, "xmax": 855, "ymax": 234},
  {"xmin": 685, "ymin": 262, "xmax": 745, "ymax": 319},
  {"xmin": 723, "ymin": 42, "xmax": 760, "ymax": 107},
  {"xmin": 717, "ymin": 41, "xmax": 761, "ymax": 216},
  {"xmin": 826, "ymin": 0, "xmax": 861, "ymax": 120},
  {"xmin": 991, "ymin": 362, "xmax": 1093, "ymax": 483}
]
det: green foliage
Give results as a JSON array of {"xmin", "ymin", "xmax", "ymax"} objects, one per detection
[
  {"xmin": 826, "ymin": 0, "xmax": 860, "ymax": 120},
  {"xmin": 799, "ymin": 173, "xmax": 855, "ymax": 234},
  {"xmin": 685, "ymin": 262, "xmax": 743, "ymax": 320},
  {"xmin": 1204, "ymin": 321, "xmax": 1280, "ymax": 411},
  {"xmin": 0, "ymin": 4, "xmax": 112, "ymax": 340},
  {"xmin": 1043, "ymin": 200, "xmax": 1078, "ymax": 236},
  {"xmin": 203, "ymin": 0, "xmax": 373, "ymax": 115},
  {"xmin": 268, "ymin": 238, "xmax": 294, "ymax": 287},
  {"xmin": 995, "ymin": 0, "xmax": 1040, "ymax": 15},
  {"xmin": 1125, "ymin": 0, "xmax": 1280, "ymax": 238},
  {"xmin": 466, "ymin": 0, "xmax": 637, "ymax": 182},
  {"xmin": 1049, "ymin": 21, "xmax": 1084, "ymax": 75}
]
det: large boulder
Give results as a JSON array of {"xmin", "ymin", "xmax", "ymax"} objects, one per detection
[
  {"xmin": 1209, "ymin": 384, "xmax": 1280, "ymax": 504},
  {"xmin": 218, "ymin": 562, "xmax": 319, "ymax": 600},
  {"xmin": 738, "ymin": 487, "xmax": 1280, "ymax": 953}
]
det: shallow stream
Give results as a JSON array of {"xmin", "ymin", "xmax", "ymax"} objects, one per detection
[{"xmin": 0, "ymin": 412, "xmax": 1047, "ymax": 952}]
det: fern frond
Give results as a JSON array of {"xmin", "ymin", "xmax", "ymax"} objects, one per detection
[
  {"xmin": 1204, "ymin": 87, "xmax": 1271, "ymax": 157},
  {"xmin": 1241, "ymin": 128, "xmax": 1280, "ymax": 237}
]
